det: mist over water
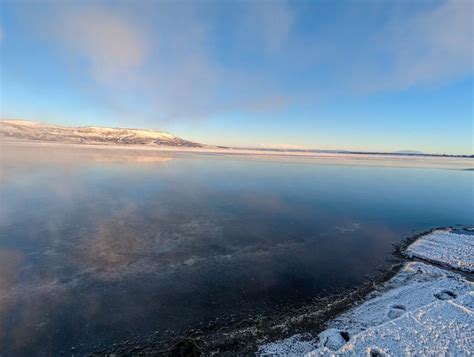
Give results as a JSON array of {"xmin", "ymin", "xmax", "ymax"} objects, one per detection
[{"xmin": 0, "ymin": 145, "xmax": 473, "ymax": 355}]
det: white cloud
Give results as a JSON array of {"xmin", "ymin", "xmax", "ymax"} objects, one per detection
[
  {"xmin": 51, "ymin": 4, "xmax": 148, "ymax": 87},
  {"xmin": 357, "ymin": 0, "xmax": 473, "ymax": 91},
  {"xmin": 245, "ymin": 0, "xmax": 294, "ymax": 52},
  {"xmin": 9, "ymin": 0, "xmax": 472, "ymax": 123},
  {"xmin": 17, "ymin": 1, "xmax": 295, "ymax": 122}
]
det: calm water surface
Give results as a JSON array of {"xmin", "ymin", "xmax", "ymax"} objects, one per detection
[{"xmin": 0, "ymin": 145, "xmax": 473, "ymax": 355}]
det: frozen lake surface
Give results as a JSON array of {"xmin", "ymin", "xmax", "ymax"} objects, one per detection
[{"xmin": 0, "ymin": 144, "xmax": 473, "ymax": 355}]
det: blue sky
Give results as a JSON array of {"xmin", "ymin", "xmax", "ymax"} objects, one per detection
[{"xmin": 0, "ymin": 0, "xmax": 472, "ymax": 154}]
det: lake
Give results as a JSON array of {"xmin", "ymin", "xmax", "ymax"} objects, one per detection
[{"xmin": 0, "ymin": 144, "xmax": 473, "ymax": 355}]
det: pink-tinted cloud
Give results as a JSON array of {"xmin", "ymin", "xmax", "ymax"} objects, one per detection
[
  {"xmin": 18, "ymin": 1, "xmax": 296, "ymax": 122},
  {"xmin": 48, "ymin": 4, "xmax": 148, "ymax": 87},
  {"xmin": 9, "ymin": 0, "xmax": 472, "ymax": 123}
]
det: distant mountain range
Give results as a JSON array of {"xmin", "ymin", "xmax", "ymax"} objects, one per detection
[
  {"xmin": 1, "ymin": 120, "xmax": 471, "ymax": 158},
  {"xmin": 394, "ymin": 150, "xmax": 424, "ymax": 155},
  {"xmin": 0, "ymin": 120, "xmax": 203, "ymax": 147}
]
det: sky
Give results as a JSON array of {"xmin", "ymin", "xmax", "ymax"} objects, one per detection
[{"xmin": 0, "ymin": 0, "xmax": 472, "ymax": 154}]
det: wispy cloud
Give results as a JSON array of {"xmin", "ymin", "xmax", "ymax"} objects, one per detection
[
  {"xmin": 16, "ymin": 1, "xmax": 296, "ymax": 123},
  {"xmin": 244, "ymin": 0, "xmax": 294, "ymax": 52},
  {"xmin": 9, "ymin": 0, "xmax": 473, "ymax": 123},
  {"xmin": 52, "ymin": 4, "xmax": 148, "ymax": 86},
  {"xmin": 353, "ymin": 0, "xmax": 473, "ymax": 92}
]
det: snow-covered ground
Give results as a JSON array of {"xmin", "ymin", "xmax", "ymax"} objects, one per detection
[
  {"xmin": 259, "ymin": 230, "xmax": 474, "ymax": 356},
  {"xmin": 406, "ymin": 230, "xmax": 474, "ymax": 272}
]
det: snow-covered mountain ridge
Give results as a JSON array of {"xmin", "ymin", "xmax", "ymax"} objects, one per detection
[{"xmin": 0, "ymin": 120, "xmax": 203, "ymax": 147}]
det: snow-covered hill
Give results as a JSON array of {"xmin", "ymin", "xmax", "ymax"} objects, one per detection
[{"xmin": 0, "ymin": 120, "xmax": 203, "ymax": 147}]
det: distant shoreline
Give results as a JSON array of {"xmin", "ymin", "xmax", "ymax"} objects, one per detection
[
  {"xmin": 1, "ymin": 119, "xmax": 471, "ymax": 158},
  {"xmin": 2, "ymin": 138, "xmax": 473, "ymax": 170},
  {"xmin": 1, "ymin": 137, "xmax": 472, "ymax": 159}
]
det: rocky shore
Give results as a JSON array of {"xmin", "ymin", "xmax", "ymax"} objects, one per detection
[
  {"xmin": 260, "ymin": 228, "xmax": 473, "ymax": 356},
  {"xmin": 91, "ymin": 228, "xmax": 473, "ymax": 356}
]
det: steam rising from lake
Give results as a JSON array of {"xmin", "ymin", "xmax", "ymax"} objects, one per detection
[{"xmin": 0, "ymin": 144, "xmax": 472, "ymax": 354}]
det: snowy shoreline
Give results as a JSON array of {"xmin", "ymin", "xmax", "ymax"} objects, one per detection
[
  {"xmin": 2, "ymin": 140, "xmax": 473, "ymax": 170},
  {"xmin": 259, "ymin": 228, "xmax": 474, "ymax": 356},
  {"xmin": 89, "ymin": 229, "xmax": 472, "ymax": 355}
]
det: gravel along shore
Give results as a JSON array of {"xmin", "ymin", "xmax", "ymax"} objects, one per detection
[{"xmin": 259, "ymin": 228, "xmax": 474, "ymax": 356}]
